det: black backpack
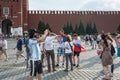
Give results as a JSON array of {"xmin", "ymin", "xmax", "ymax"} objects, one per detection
[{"xmin": 111, "ymin": 44, "xmax": 115, "ymax": 56}]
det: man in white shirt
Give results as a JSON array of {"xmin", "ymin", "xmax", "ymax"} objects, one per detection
[
  {"xmin": 0, "ymin": 36, "xmax": 8, "ymax": 61},
  {"xmin": 44, "ymin": 32, "xmax": 57, "ymax": 72}
]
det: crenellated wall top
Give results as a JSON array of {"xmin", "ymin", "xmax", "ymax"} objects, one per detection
[{"xmin": 28, "ymin": 10, "xmax": 120, "ymax": 15}]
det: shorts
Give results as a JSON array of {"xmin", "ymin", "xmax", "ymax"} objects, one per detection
[
  {"xmin": 57, "ymin": 47, "xmax": 65, "ymax": 56},
  {"xmin": 0, "ymin": 49, "xmax": 7, "ymax": 55},
  {"xmin": 30, "ymin": 60, "xmax": 43, "ymax": 76},
  {"xmin": 97, "ymin": 41, "xmax": 100, "ymax": 44},
  {"xmin": 16, "ymin": 50, "xmax": 23, "ymax": 57},
  {"xmin": 74, "ymin": 51, "xmax": 80, "ymax": 56}
]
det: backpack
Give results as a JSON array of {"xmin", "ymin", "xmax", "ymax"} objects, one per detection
[{"xmin": 111, "ymin": 44, "xmax": 115, "ymax": 56}]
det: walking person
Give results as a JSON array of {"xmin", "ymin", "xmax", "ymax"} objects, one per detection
[
  {"xmin": 106, "ymin": 33, "xmax": 115, "ymax": 76},
  {"xmin": 45, "ymin": 31, "xmax": 57, "ymax": 72},
  {"xmin": 0, "ymin": 35, "xmax": 8, "ymax": 61},
  {"xmin": 28, "ymin": 29, "xmax": 49, "ymax": 80},
  {"xmin": 64, "ymin": 35, "xmax": 73, "ymax": 71},
  {"xmin": 73, "ymin": 34, "xmax": 81, "ymax": 67},
  {"xmin": 115, "ymin": 33, "xmax": 120, "ymax": 58},
  {"xmin": 92, "ymin": 35, "xmax": 97, "ymax": 49},
  {"xmin": 99, "ymin": 34, "xmax": 113, "ymax": 79},
  {"xmin": 14, "ymin": 35, "xmax": 26, "ymax": 63}
]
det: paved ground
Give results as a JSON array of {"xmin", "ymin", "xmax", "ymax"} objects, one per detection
[{"xmin": 0, "ymin": 39, "xmax": 120, "ymax": 80}]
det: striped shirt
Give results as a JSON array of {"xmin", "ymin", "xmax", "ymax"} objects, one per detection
[{"xmin": 29, "ymin": 38, "xmax": 41, "ymax": 61}]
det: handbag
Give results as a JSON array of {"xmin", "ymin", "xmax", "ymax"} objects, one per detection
[{"xmin": 97, "ymin": 49, "xmax": 102, "ymax": 56}]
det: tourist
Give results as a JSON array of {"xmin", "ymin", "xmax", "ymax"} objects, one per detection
[
  {"xmin": 73, "ymin": 34, "xmax": 81, "ymax": 67},
  {"xmin": 14, "ymin": 35, "xmax": 26, "ymax": 63},
  {"xmin": 0, "ymin": 35, "xmax": 8, "ymax": 61},
  {"xmin": 92, "ymin": 35, "xmax": 97, "ymax": 49},
  {"xmin": 2, "ymin": 35, "xmax": 8, "ymax": 61},
  {"xmin": 45, "ymin": 31, "xmax": 57, "ymax": 72},
  {"xmin": 115, "ymin": 32, "xmax": 120, "ymax": 58},
  {"xmin": 99, "ymin": 34, "xmax": 113, "ymax": 79},
  {"xmin": 58, "ymin": 30, "xmax": 66, "ymax": 66},
  {"xmin": 84, "ymin": 34, "xmax": 89, "ymax": 45},
  {"xmin": 64, "ymin": 35, "xmax": 73, "ymax": 71},
  {"xmin": 106, "ymin": 33, "xmax": 115, "ymax": 76},
  {"xmin": 28, "ymin": 29, "xmax": 48, "ymax": 80},
  {"xmin": 56, "ymin": 35, "xmax": 65, "ymax": 67}
]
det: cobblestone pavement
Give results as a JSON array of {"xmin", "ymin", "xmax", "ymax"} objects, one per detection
[{"xmin": 0, "ymin": 39, "xmax": 120, "ymax": 80}]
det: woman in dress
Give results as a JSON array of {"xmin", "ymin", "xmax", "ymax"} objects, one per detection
[{"xmin": 100, "ymin": 34, "xmax": 113, "ymax": 79}]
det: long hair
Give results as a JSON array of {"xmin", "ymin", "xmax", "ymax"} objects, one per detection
[
  {"xmin": 101, "ymin": 34, "xmax": 108, "ymax": 47},
  {"xmin": 106, "ymin": 34, "xmax": 113, "ymax": 42},
  {"xmin": 66, "ymin": 35, "xmax": 72, "ymax": 42}
]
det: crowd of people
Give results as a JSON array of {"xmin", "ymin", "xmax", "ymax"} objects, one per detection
[{"xmin": 0, "ymin": 29, "xmax": 120, "ymax": 80}]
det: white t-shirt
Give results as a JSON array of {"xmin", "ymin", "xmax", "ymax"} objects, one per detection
[
  {"xmin": 97, "ymin": 34, "xmax": 101, "ymax": 41},
  {"xmin": 2, "ymin": 40, "xmax": 7, "ymax": 49},
  {"xmin": 29, "ymin": 38, "xmax": 41, "ymax": 61},
  {"xmin": 45, "ymin": 36, "xmax": 55, "ymax": 50},
  {"xmin": 65, "ymin": 41, "xmax": 73, "ymax": 53},
  {"xmin": 73, "ymin": 39, "xmax": 80, "ymax": 45},
  {"xmin": 78, "ymin": 36, "xmax": 81, "ymax": 41}
]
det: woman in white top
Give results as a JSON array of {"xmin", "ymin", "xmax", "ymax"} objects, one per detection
[{"xmin": 64, "ymin": 35, "xmax": 73, "ymax": 71}]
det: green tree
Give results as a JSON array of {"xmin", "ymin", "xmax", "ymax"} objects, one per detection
[
  {"xmin": 63, "ymin": 24, "xmax": 67, "ymax": 34},
  {"xmin": 89, "ymin": 22, "xmax": 93, "ymax": 34},
  {"xmin": 69, "ymin": 22, "xmax": 73, "ymax": 34},
  {"xmin": 38, "ymin": 21, "xmax": 46, "ymax": 34},
  {"xmin": 93, "ymin": 23, "xmax": 98, "ymax": 34},
  {"xmin": 74, "ymin": 24, "xmax": 78, "ymax": 34},
  {"xmin": 86, "ymin": 22, "xmax": 94, "ymax": 35},
  {"xmin": 117, "ymin": 24, "xmax": 120, "ymax": 33},
  {"xmin": 46, "ymin": 23, "xmax": 52, "ymax": 32},
  {"xmin": 79, "ymin": 20, "xmax": 85, "ymax": 35}
]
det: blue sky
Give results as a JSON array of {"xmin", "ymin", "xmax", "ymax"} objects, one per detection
[{"xmin": 29, "ymin": 0, "xmax": 120, "ymax": 11}]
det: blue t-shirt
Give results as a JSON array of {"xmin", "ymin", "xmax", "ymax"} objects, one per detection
[{"xmin": 17, "ymin": 39, "xmax": 23, "ymax": 51}]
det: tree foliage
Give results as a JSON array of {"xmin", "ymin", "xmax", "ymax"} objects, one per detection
[
  {"xmin": 38, "ymin": 21, "xmax": 52, "ymax": 34},
  {"xmin": 117, "ymin": 24, "xmax": 120, "ymax": 33}
]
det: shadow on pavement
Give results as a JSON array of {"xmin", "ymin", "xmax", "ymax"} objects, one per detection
[{"xmin": 43, "ymin": 70, "xmax": 68, "ymax": 80}]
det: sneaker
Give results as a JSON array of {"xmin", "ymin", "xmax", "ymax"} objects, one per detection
[
  {"xmin": 71, "ymin": 68, "xmax": 73, "ymax": 71},
  {"xmin": 62, "ymin": 64, "xmax": 64, "ymax": 67},
  {"xmin": 76, "ymin": 65, "xmax": 79, "ymax": 67},
  {"xmin": 64, "ymin": 69, "xmax": 68, "ymax": 72},
  {"xmin": 73, "ymin": 64, "xmax": 76, "ymax": 66},
  {"xmin": 56, "ymin": 64, "xmax": 59, "ymax": 67}
]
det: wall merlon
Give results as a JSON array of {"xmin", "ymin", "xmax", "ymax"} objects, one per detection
[{"xmin": 28, "ymin": 10, "xmax": 120, "ymax": 15}]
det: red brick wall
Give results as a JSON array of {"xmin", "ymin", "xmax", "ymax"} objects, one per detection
[
  {"xmin": 28, "ymin": 11, "xmax": 120, "ymax": 34},
  {"xmin": 0, "ymin": 0, "xmax": 28, "ymax": 30}
]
